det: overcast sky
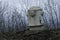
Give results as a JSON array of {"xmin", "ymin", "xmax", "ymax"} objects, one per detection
[{"xmin": 0, "ymin": 0, "xmax": 60, "ymax": 11}]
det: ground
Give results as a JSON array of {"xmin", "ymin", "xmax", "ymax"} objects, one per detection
[
  {"xmin": 0, "ymin": 30, "xmax": 60, "ymax": 40},
  {"xmin": 0, "ymin": 27, "xmax": 60, "ymax": 40}
]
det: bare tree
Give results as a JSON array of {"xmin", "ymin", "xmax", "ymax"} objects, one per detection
[
  {"xmin": 0, "ymin": 0, "xmax": 28, "ymax": 33},
  {"xmin": 0, "ymin": 1, "xmax": 8, "ymax": 32},
  {"xmin": 43, "ymin": 0, "xmax": 60, "ymax": 30}
]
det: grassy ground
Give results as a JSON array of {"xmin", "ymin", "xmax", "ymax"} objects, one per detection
[
  {"xmin": 0, "ymin": 26, "xmax": 60, "ymax": 40},
  {"xmin": 0, "ymin": 30, "xmax": 60, "ymax": 40}
]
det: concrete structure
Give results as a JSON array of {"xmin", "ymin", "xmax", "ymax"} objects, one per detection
[{"xmin": 28, "ymin": 6, "xmax": 44, "ymax": 27}]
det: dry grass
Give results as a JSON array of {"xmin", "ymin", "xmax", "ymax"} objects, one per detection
[{"xmin": 0, "ymin": 30, "xmax": 60, "ymax": 40}]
